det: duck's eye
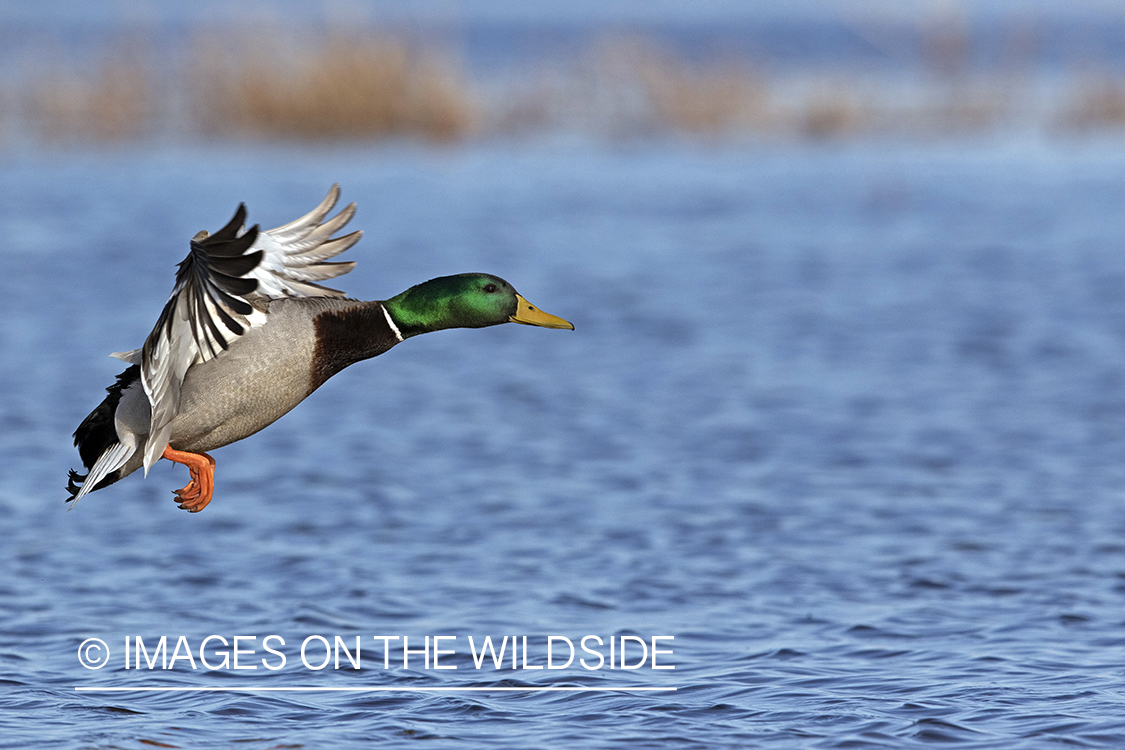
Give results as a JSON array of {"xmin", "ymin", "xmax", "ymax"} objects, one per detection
[{"xmin": 483, "ymin": 283, "xmax": 498, "ymax": 293}]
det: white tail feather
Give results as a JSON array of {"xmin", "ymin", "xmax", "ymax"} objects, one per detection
[
  {"xmin": 111, "ymin": 349, "xmax": 143, "ymax": 364},
  {"xmin": 68, "ymin": 440, "xmax": 134, "ymax": 508}
]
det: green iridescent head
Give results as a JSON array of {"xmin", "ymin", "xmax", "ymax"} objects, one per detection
[{"xmin": 384, "ymin": 273, "xmax": 573, "ymax": 338}]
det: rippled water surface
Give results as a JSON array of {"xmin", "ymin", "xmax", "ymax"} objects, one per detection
[{"xmin": 4, "ymin": 142, "xmax": 1125, "ymax": 747}]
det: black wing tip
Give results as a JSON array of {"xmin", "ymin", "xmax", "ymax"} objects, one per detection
[
  {"xmin": 192, "ymin": 224, "xmax": 260, "ymax": 258},
  {"xmin": 209, "ymin": 203, "xmax": 249, "ymax": 243}
]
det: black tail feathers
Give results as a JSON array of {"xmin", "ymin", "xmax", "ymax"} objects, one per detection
[
  {"xmin": 65, "ymin": 469, "xmax": 88, "ymax": 502},
  {"xmin": 66, "ymin": 365, "xmax": 140, "ymax": 503}
]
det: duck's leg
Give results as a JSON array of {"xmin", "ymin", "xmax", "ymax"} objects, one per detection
[{"xmin": 162, "ymin": 445, "xmax": 216, "ymax": 513}]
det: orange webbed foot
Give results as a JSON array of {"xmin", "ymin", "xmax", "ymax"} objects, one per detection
[{"xmin": 162, "ymin": 446, "xmax": 216, "ymax": 512}]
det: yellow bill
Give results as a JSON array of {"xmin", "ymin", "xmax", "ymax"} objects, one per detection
[{"xmin": 510, "ymin": 294, "xmax": 575, "ymax": 330}]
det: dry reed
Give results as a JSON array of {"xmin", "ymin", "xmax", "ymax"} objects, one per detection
[
  {"xmin": 1058, "ymin": 78, "xmax": 1125, "ymax": 132},
  {"xmin": 25, "ymin": 47, "xmax": 155, "ymax": 143},
  {"xmin": 489, "ymin": 37, "xmax": 771, "ymax": 138},
  {"xmin": 9, "ymin": 25, "xmax": 1125, "ymax": 146},
  {"xmin": 189, "ymin": 34, "xmax": 474, "ymax": 142},
  {"xmin": 628, "ymin": 44, "xmax": 770, "ymax": 135},
  {"xmin": 798, "ymin": 85, "xmax": 867, "ymax": 139}
]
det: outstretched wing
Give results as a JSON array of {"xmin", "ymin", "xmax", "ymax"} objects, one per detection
[
  {"xmin": 247, "ymin": 184, "xmax": 360, "ymax": 298},
  {"xmin": 138, "ymin": 185, "xmax": 362, "ymax": 472}
]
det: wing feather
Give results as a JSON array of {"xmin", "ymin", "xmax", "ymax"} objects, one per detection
[
  {"xmin": 137, "ymin": 185, "xmax": 362, "ymax": 472},
  {"xmin": 266, "ymin": 185, "xmax": 340, "ymax": 239},
  {"xmin": 247, "ymin": 184, "xmax": 362, "ymax": 298}
]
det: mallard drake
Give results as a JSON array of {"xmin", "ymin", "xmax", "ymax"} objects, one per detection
[{"xmin": 67, "ymin": 185, "xmax": 573, "ymax": 512}]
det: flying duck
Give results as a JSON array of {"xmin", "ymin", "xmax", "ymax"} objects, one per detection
[{"xmin": 67, "ymin": 185, "xmax": 573, "ymax": 512}]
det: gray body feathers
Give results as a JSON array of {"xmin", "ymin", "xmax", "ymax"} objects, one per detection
[{"xmin": 109, "ymin": 297, "xmax": 382, "ymax": 483}]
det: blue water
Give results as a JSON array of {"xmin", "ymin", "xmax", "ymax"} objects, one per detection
[{"xmin": 4, "ymin": 140, "xmax": 1125, "ymax": 746}]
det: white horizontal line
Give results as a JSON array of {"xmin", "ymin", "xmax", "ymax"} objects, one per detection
[{"xmin": 74, "ymin": 686, "xmax": 676, "ymax": 693}]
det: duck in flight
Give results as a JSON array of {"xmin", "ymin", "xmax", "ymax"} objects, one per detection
[{"xmin": 67, "ymin": 185, "xmax": 573, "ymax": 512}]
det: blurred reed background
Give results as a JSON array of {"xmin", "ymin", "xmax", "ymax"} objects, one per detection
[{"xmin": 6, "ymin": 3, "xmax": 1125, "ymax": 147}]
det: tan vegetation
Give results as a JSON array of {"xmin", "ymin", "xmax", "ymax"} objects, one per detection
[
  {"xmin": 8, "ymin": 24, "xmax": 1125, "ymax": 147},
  {"xmin": 485, "ymin": 38, "xmax": 770, "ymax": 138},
  {"xmin": 189, "ymin": 34, "xmax": 473, "ymax": 142},
  {"xmin": 1058, "ymin": 78, "xmax": 1125, "ymax": 132},
  {"xmin": 798, "ymin": 85, "xmax": 868, "ymax": 139},
  {"xmin": 589, "ymin": 38, "xmax": 770, "ymax": 136},
  {"xmin": 25, "ymin": 47, "xmax": 155, "ymax": 143}
]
